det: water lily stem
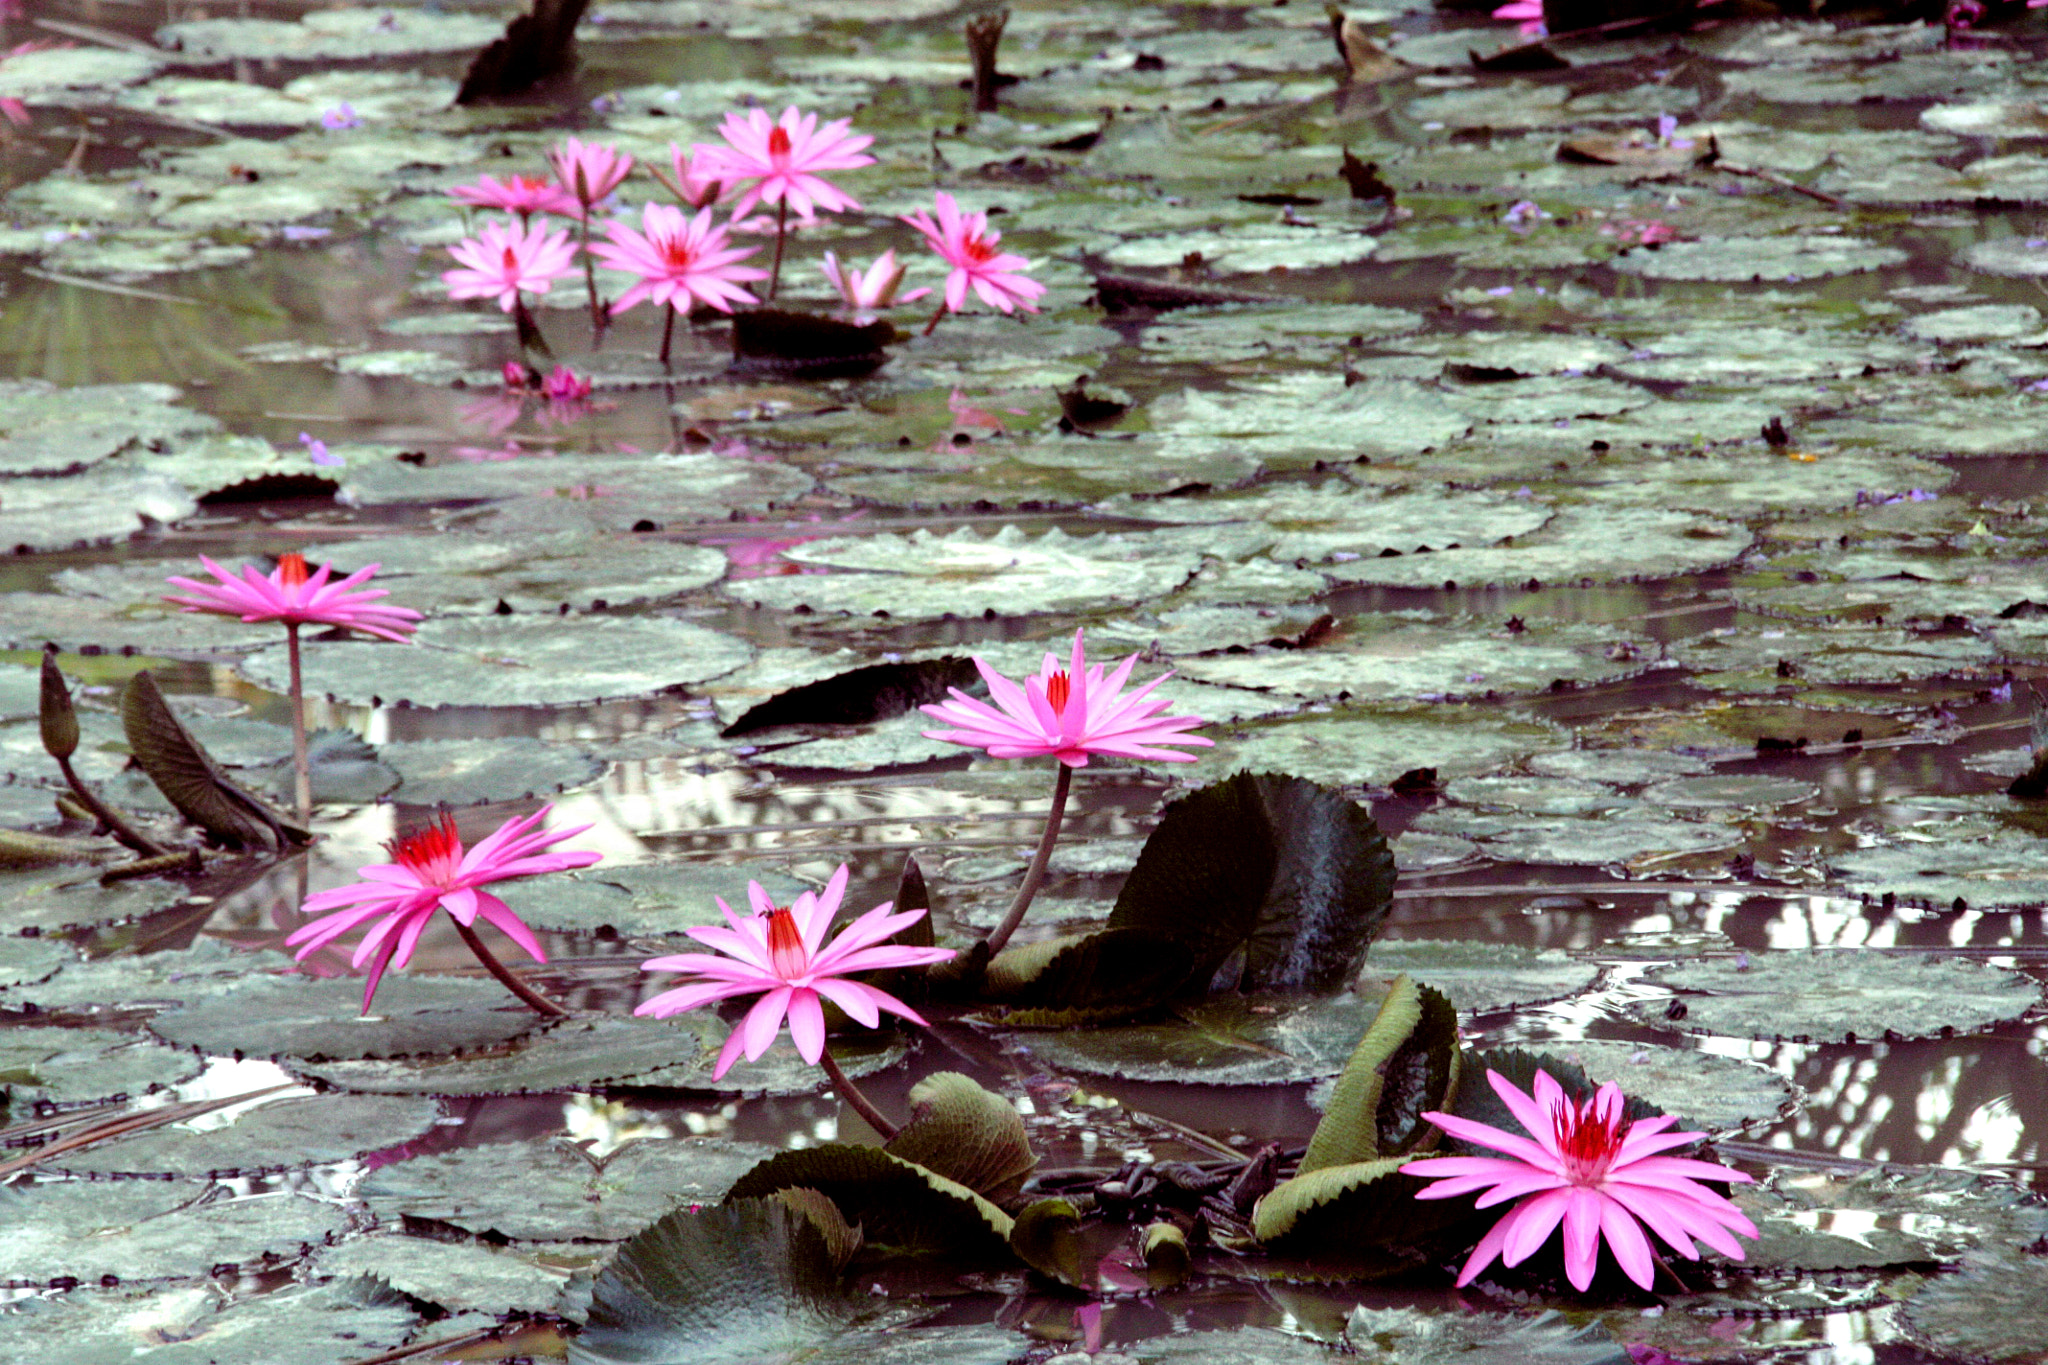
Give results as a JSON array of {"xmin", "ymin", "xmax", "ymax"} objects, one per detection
[
  {"xmin": 452, "ymin": 918, "xmax": 571, "ymax": 1017},
  {"xmin": 923, "ymin": 300, "xmax": 948, "ymax": 336},
  {"xmin": 659, "ymin": 304, "xmax": 676, "ymax": 366},
  {"xmin": 818, "ymin": 1046, "xmax": 898, "ymax": 1140},
  {"xmin": 981, "ymin": 761, "xmax": 1072, "ymax": 959},
  {"xmin": 285, "ymin": 622, "xmax": 311, "ymax": 828},
  {"xmin": 767, "ymin": 199, "xmax": 789, "ymax": 301},
  {"xmin": 579, "ymin": 211, "xmax": 604, "ymax": 342}
]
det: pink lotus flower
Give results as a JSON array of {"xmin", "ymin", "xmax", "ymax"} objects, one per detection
[
  {"xmin": 164, "ymin": 553, "xmax": 422, "ymax": 643},
  {"xmin": 547, "ymin": 136, "xmax": 633, "ymax": 210},
  {"xmin": 286, "ymin": 806, "xmax": 600, "ymax": 1012},
  {"xmin": 655, "ymin": 143, "xmax": 727, "ymax": 210},
  {"xmin": 592, "ymin": 203, "xmax": 765, "ymax": 316},
  {"xmin": 820, "ymin": 249, "xmax": 927, "ymax": 318},
  {"xmin": 442, "ymin": 217, "xmax": 579, "ymax": 312},
  {"xmin": 920, "ymin": 630, "xmax": 1212, "ymax": 768},
  {"xmin": 636, "ymin": 864, "xmax": 954, "ymax": 1078},
  {"xmin": 1400, "ymin": 1068, "xmax": 1758, "ymax": 1292},
  {"xmin": 450, "ymin": 172, "xmax": 580, "ymax": 220},
  {"xmin": 1493, "ymin": 0, "xmax": 1546, "ymax": 35},
  {"xmin": 697, "ymin": 105, "xmax": 873, "ymax": 221},
  {"xmin": 901, "ymin": 191, "xmax": 1047, "ymax": 319},
  {"xmin": 540, "ymin": 365, "xmax": 591, "ymax": 402}
]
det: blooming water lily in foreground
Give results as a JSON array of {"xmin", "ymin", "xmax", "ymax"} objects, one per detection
[
  {"xmin": 697, "ymin": 104, "xmax": 874, "ymax": 297},
  {"xmin": 636, "ymin": 864, "xmax": 953, "ymax": 1135},
  {"xmin": 901, "ymin": 190, "xmax": 1047, "ymax": 334},
  {"xmin": 164, "ymin": 553, "xmax": 420, "ymax": 824},
  {"xmin": 288, "ymin": 805, "xmax": 599, "ymax": 1016},
  {"xmin": 1400, "ymin": 1068, "xmax": 1758, "ymax": 1292},
  {"xmin": 920, "ymin": 630, "xmax": 1210, "ymax": 954}
]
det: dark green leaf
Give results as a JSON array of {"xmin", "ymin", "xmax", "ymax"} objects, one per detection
[
  {"xmin": 724, "ymin": 1143, "xmax": 1016, "ymax": 1262},
  {"xmin": 981, "ymin": 926, "xmax": 1193, "ymax": 1023},
  {"xmin": 38, "ymin": 650, "xmax": 76, "ymax": 760},
  {"xmin": 882, "ymin": 1071, "xmax": 1036, "ymax": 1204},
  {"xmin": 121, "ymin": 670, "xmax": 301, "ymax": 850},
  {"xmin": 1301, "ymin": 975, "xmax": 1461, "ymax": 1173},
  {"xmin": 721, "ymin": 658, "xmax": 978, "ymax": 737},
  {"xmin": 1010, "ymin": 1197, "xmax": 1092, "ymax": 1287}
]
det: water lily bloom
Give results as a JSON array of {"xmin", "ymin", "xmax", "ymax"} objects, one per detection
[
  {"xmin": 920, "ymin": 630, "xmax": 1211, "ymax": 768},
  {"xmin": 298, "ymin": 432, "xmax": 342, "ymax": 467},
  {"xmin": 1492, "ymin": 0, "xmax": 1546, "ymax": 35},
  {"xmin": 699, "ymin": 105, "xmax": 873, "ymax": 221},
  {"xmin": 442, "ymin": 217, "xmax": 579, "ymax": 312},
  {"xmin": 547, "ymin": 136, "xmax": 633, "ymax": 209},
  {"xmin": 541, "ymin": 364, "xmax": 592, "ymax": 402},
  {"xmin": 901, "ymin": 191, "xmax": 1047, "ymax": 322},
  {"xmin": 164, "ymin": 553, "xmax": 421, "ymax": 642},
  {"xmin": 636, "ymin": 864, "xmax": 954, "ymax": 1078},
  {"xmin": 593, "ymin": 203, "xmax": 766, "ymax": 316},
  {"xmin": 287, "ymin": 806, "xmax": 601, "ymax": 1012},
  {"xmin": 450, "ymin": 172, "xmax": 581, "ymax": 220},
  {"xmin": 656, "ymin": 143, "xmax": 727, "ymax": 209},
  {"xmin": 820, "ymin": 249, "xmax": 928, "ymax": 317},
  {"xmin": 1400, "ymin": 1068, "xmax": 1758, "ymax": 1292}
]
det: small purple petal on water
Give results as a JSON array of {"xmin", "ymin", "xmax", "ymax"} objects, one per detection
[
  {"xmin": 2029, "ymin": 238, "xmax": 2048, "ymax": 249},
  {"xmin": 299, "ymin": 432, "xmax": 342, "ymax": 467},
  {"xmin": 1485, "ymin": 285, "xmax": 1514, "ymax": 297},
  {"xmin": 320, "ymin": 102, "xmax": 361, "ymax": 130},
  {"xmin": 281, "ymin": 225, "xmax": 331, "ymax": 241}
]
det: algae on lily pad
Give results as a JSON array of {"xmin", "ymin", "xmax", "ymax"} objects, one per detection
[{"xmin": 1629, "ymin": 950, "xmax": 2039, "ymax": 1043}]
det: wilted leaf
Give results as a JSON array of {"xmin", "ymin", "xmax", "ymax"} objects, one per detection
[{"xmin": 1010, "ymin": 1197, "xmax": 1091, "ymax": 1287}]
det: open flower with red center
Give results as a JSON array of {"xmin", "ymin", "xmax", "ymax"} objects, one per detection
[
  {"xmin": 920, "ymin": 629, "xmax": 1211, "ymax": 768},
  {"xmin": 636, "ymin": 864, "xmax": 953, "ymax": 1078},
  {"xmin": 442, "ymin": 217, "xmax": 579, "ymax": 312},
  {"xmin": 546, "ymin": 136, "xmax": 633, "ymax": 211},
  {"xmin": 696, "ymin": 105, "xmax": 873, "ymax": 221},
  {"xmin": 900, "ymin": 191, "xmax": 1046, "ymax": 319},
  {"xmin": 164, "ymin": 553, "xmax": 422, "ymax": 642},
  {"xmin": 449, "ymin": 172, "xmax": 580, "ymax": 220},
  {"xmin": 286, "ymin": 806, "xmax": 600, "ymax": 1012},
  {"xmin": 592, "ymin": 203, "xmax": 766, "ymax": 315},
  {"xmin": 1400, "ymin": 1068, "xmax": 1758, "ymax": 1292}
]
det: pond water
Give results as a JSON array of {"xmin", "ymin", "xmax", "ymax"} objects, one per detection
[{"xmin": 5, "ymin": 0, "xmax": 2048, "ymax": 1362}]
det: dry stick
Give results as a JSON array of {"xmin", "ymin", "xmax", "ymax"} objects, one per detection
[
  {"xmin": 1703, "ymin": 157, "xmax": 1842, "ymax": 208},
  {"xmin": 817, "ymin": 1047, "xmax": 898, "ymax": 1140},
  {"xmin": 0, "ymin": 1083, "xmax": 297, "ymax": 1179},
  {"xmin": 285, "ymin": 621, "xmax": 312, "ymax": 828},
  {"xmin": 339, "ymin": 1327, "xmax": 502, "ymax": 1365},
  {"xmin": 451, "ymin": 918, "xmax": 571, "ymax": 1017},
  {"xmin": 980, "ymin": 761, "xmax": 1073, "ymax": 959},
  {"xmin": 100, "ymin": 849, "xmax": 200, "ymax": 884}
]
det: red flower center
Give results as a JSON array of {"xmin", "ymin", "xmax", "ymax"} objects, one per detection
[
  {"xmin": 963, "ymin": 235, "xmax": 997, "ymax": 265},
  {"xmin": 389, "ymin": 813, "xmax": 464, "ymax": 887},
  {"xmin": 1551, "ymin": 1090, "xmax": 1630, "ymax": 1184},
  {"xmin": 277, "ymin": 553, "xmax": 310, "ymax": 587},
  {"xmin": 1045, "ymin": 670, "xmax": 1071, "ymax": 715},
  {"xmin": 656, "ymin": 233, "xmax": 699, "ymax": 273},
  {"xmin": 767, "ymin": 126, "xmax": 791, "ymax": 160},
  {"xmin": 502, "ymin": 245, "xmax": 521, "ymax": 273},
  {"xmin": 764, "ymin": 906, "xmax": 806, "ymax": 977}
]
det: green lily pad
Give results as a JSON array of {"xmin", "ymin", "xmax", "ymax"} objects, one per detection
[
  {"xmin": 289, "ymin": 1014, "xmax": 721, "ymax": 1096},
  {"xmin": 345, "ymin": 452, "xmax": 811, "ymax": 524},
  {"xmin": 1186, "ymin": 707, "xmax": 1570, "ymax": 789},
  {"xmin": 299, "ymin": 530, "xmax": 730, "ymax": 616},
  {"xmin": 1339, "ymin": 1308, "xmax": 1632, "ymax": 1365},
  {"xmin": 359, "ymin": 1135, "xmax": 778, "ymax": 1241},
  {"xmin": 725, "ymin": 1143, "xmax": 1017, "ymax": 1261},
  {"xmin": 1098, "ymin": 483, "xmax": 1549, "ymax": 564},
  {"xmin": 1019, "ymin": 994, "xmax": 1381, "ymax": 1086},
  {"xmin": 0, "ymin": 380, "xmax": 217, "ymax": 477},
  {"xmin": 157, "ymin": 9, "xmax": 507, "ymax": 61},
  {"xmin": 52, "ymin": 1093, "xmax": 442, "ymax": 1179},
  {"xmin": 1611, "ymin": 235, "xmax": 1906, "ymax": 282},
  {"xmin": 0, "ymin": 1023, "xmax": 202, "ymax": 1105},
  {"xmin": 0, "ymin": 1283, "xmax": 415, "ymax": 1365},
  {"xmin": 1641, "ymin": 774, "xmax": 1818, "ymax": 809},
  {"xmin": 0, "ymin": 468, "xmax": 197, "ymax": 554},
  {"xmin": 1148, "ymin": 375, "xmax": 1470, "ymax": 471},
  {"xmin": 1408, "ymin": 807, "xmax": 1742, "ymax": 867},
  {"xmin": 1628, "ymin": 950, "xmax": 2039, "ymax": 1043},
  {"xmin": 1360, "ymin": 939, "xmax": 1598, "ymax": 1015},
  {"xmin": 236, "ymin": 614, "xmax": 754, "ymax": 708},
  {"xmin": 148, "ymin": 974, "xmax": 546, "ymax": 1062},
  {"xmin": 1830, "ymin": 827, "xmax": 2048, "ymax": 910},
  {"xmin": 0, "ymin": 934, "xmax": 66, "ymax": 988},
  {"xmin": 311, "ymin": 1236, "xmax": 584, "ymax": 1317},
  {"xmin": 1904, "ymin": 1247, "xmax": 2048, "ymax": 1364},
  {"xmin": 882, "ymin": 1071, "xmax": 1037, "ymax": 1203},
  {"xmin": 0, "ymin": 936, "xmax": 245, "ymax": 1015},
  {"xmin": 1321, "ymin": 506, "xmax": 1751, "ymax": 590},
  {"xmin": 0, "ymin": 1181, "xmax": 347, "ymax": 1287},
  {"xmin": 380, "ymin": 737, "xmax": 606, "ymax": 805},
  {"xmin": 497, "ymin": 862, "xmax": 810, "ymax": 937},
  {"xmin": 0, "ymin": 865, "xmax": 203, "ymax": 936},
  {"xmin": 1542, "ymin": 1039, "xmax": 1797, "ymax": 1135}
]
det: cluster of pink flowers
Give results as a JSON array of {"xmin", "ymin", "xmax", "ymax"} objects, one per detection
[{"xmin": 438, "ymin": 105, "xmax": 1047, "ymax": 347}]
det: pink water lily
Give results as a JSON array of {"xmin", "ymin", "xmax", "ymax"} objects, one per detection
[
  {"xmin": 450, "ymin": 172, "xmax": 580, "ymax": 220},
  {"xmin": 901, "ymin": 191, "xmax": 1046, "ymax": 331},
  {"xmin": 287, "ymin": 806, "xmax": 600, "ymax": 1013},
  {"xmin": 442, "ymin": 217, "xmax": 579, "ymax": 312},
  {"xmin": 698, "ymin": 105, "xmax": 873, "ymax": 221},
  {"xmin": 594, "ymin": 203, "xmax": 765, "ymax": 317},
  {"xmin": 637, "ymin": 864, "xmax": 954, "ymax": 1079},
  {"xmin": 920, "ymin": 629, "xmax": 1211, "ymax": 769},
  {"xmin": 165, "ymin": 553, "xmax": 421, "ymax": 642},
  {"xmin": 1400, "ymin": 1068, "xmax": 1758, "ymax": 1292},
  {"xmin": 546, "ymin": 136, "xmax": 633, "ymax": 210},
  {"xmin": 820, "ymin": 249, "xmax": 927, "ymax": 318}
]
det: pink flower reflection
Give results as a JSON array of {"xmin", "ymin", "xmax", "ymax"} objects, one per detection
[{"xmin": 711, "ymin": 509, "xmax": 867, "ymax": 578}]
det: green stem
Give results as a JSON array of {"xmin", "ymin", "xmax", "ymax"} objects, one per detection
[
  {"xmin": 579, "ymin": 209, "xmax": 604, "ymax": 344},
  {"xmin": 818, "ymin": 1046, "xmax": 897, "ymax": 1140},
  {"xmin": 981, "ymin": 761, "xmax": 1072, "ymax": 958},
  {"xmin": 55, "ymin": 755, "xmax": 168, "ymax": 857},
  {"xmin": 286, "ymin": 622, "xmax": 311, "ymax": 829},
  {"xmin": 451, "ymin": 918, "xmax": 570, "ymax": 1017}
]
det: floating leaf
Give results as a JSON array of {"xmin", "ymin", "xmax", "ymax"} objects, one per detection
[
  {"xmin": 882, "ymin": 1071, "xmax": 1036, "ymax": 1204},
  {"xmin": 1016, "ymin": 993, "xmax": 1379, "ymax": 1086},
  {"xmin": 1341, "ymin": 1307, "xmax": 1632, "ymax": 1365},
  {"xmin": 311, "ymin": 1235, "xmax": 583, "ymax": 1317},
  {"xmin": 1544, "ymin": 1040, "xmax": 1796, "ymax": 1136},
  {"xmin": 0, "ymin": 1282, "xmax": 415, "ymax": 1365},
  {"xmin": 53, "ymin": 1093, "xmax": 441, "ymax": 1179},
  {"xmin": 149, "ymin": 974, "xmax": 545, "ymax": 1062},
  {"xmin": 291, "ymin": 1014, "xmax": 722, "ymax": 1096},
  {"xmin": 979, "ymin": 926, "xmax": 1194, "ymax": 1024},
  {"xmin": 0, "ymin": 1024, "xmax": 201, "ymax": 1106},
  {"xmin": 1359, "ymin": 940, "xmax": 1597, "ymax": 1015},
  {"xmin": 724, "ymin": 1143, "xmax": 1017, "ymax": 1261},
  {"xmin": 1628, "ymin": 950, "xmax": 2038, "ymax": 1043},
  {"xmin": 0, "ymin": 1181, "xmax": 346, "ymax": 1287}
]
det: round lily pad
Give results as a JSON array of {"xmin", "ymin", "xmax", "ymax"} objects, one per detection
[
  {"xmin": 1628, "ymin": 950, "xmax": 2039, "ymax": 1042},
  {"xmin": 1320, "ymin": 506, "xmax": 1752, "ymax": 590},
  {"xmin": 1360, "ymin": 939, "xmax": 1598, "ymax": 1014},
  {"xmin": 0, "ymin": 1024, "xmax": 203, "ymax": 1105},
  {"xmin": 52, "ymin": 1093, "xmax": 442, "ymax": 1179},
  {"xmin": 0, "ymin": 1180, "xmax": 347, "ymax": 1287},
  {"xmin": 1186, "ymin": 707, "xmax": 1569, "ymax": 789},
  {"xmin": 0, "ymin": 935, "xmax": 66, "ymax": 989},
  {"xmin": 380, "ymin": 737, "xmax": 606, "ymax": 805},
  {"xmin": 310, "ymin": 1236, "xmax": 583, "ymax": 1316},
  {"xmin": 1526, "ymin": 749, "xmax": 1714, "ymax": 784},
  {"xmin": 358, "ymin": 1134, "xmax": 777, "ymax": 1241},
  {"xmin": 1904, "ymin": 1248, "xmax": 2048, "ymax": 1364},
  {"xmin": 0, "ymin": 936, "xmax": 246, "ymax": 1015},
  {"xmin": 148, "ymin": 974, "xmax": 546, "ymax": 1062},
  {"xmin": 0, "ymin": 866, "xmax": 202, "ymax": 936},
  {"xmin": 1014, "ymin": 994, "xmax": 1376, "ymax": 1086},
  {"xmin": 1610, "ymin": 235, "xmax": 1906, "ymax": 282},
  {"xmin": 1542, "ymin": 1039, "xmax": 1797, "ymax": 1135},
  {"xmin": 1440, "ymin": 775, "xmax": 1627, "ymax": 816},
  {"xmin": 1410, "ymin": 808, "xmax": 1741, "ymax": 866},
  {"xmin": 236, "ymin": 614, "xmax": 755, "ymax": 708},
  {"xmin": 0, "ymin": 1282, "xmax": 415, "ymax": 1365},
  {"xmin": 497, "ymin": 863, "xmax": 811, "ymax": 937},
  {"xmin": 1641, "ymin": 775, "xmax": 1818, "ymax": 809},
  {"xmin": 1830, "ymin": 827, "xmax": 2048, "ymax": 910},
  {"xmin": 298, "ymin": 530, "xmax": 729, "ymax": 615},
  {"xmin": 288, "ymin": 1013, "xmax": 718, "ymax": 1096}
]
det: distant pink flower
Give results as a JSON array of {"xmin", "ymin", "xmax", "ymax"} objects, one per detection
[
  {"xmin": 450, "ymin": 172, "xmax": 580, "ymax": 220},
  {"xmin": 165, "ymin": 553, "xmax": 422, "ymax": 643},
  {"xmin": 636, "ymin": 864, "xmax": 954, "ymax": 1078},
  {"xmin": 503, "ymin": 360, "xmax": 538, "ymax": 391},
  {"xmin": 901, "ymin": 191, "xmax": 1046, "ymax": 318},
  {"xmin": 287, "ymin": 806, "xmax": 600, "ymax": 1012},
  {"xmin": 442, "ymin": 217, "xmax": 578, "ymax": 312},
  {"xmin": 592, "ymin": 203, "xmax": 765, "ymax": 315},
  {"xmin": 820, "ymin": 249, "xmax": 927, "ymax": 318},
  {"xmin": 547, "ymin": 136, "xmax": 632, "ymax": 210},
  {"xmin": 660, "ymin": 143, "xmax": 727, "ymax": 209},
  {"xmin": 698, "ymin": 105, "xmax": 873, "ymax": 220},
  {"xmin": 1493, "ymin": 0, "xmax": 1546, "ymax": 35},
  {"xmin": 920, "ymin": 629, "xmax": 1211, "ymax": 768},
  {"xmin": 541, "ymin": 365, "xmax": 591, "ymax": 402},
  {"xmin": 1400, "ymin": 1068, "xmax": 1758, "ymax": 1292}
]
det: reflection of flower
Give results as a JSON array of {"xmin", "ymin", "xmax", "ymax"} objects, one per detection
[
  {"xmin": 593, "ymin": 203, "xmax": 765, "ymax": 316},
  {"xmin": 698, "ymin": 105, "xmax": 874, "ymax": 220},
  {"xmin": 165, "ymin": 554, "xmax": 421, "ymax": 641},
  {"xmin": 287, "ymin": 806, "xmax": 600, "ymax": 1012},
  {"xmin": 442, "ymin": 217, "xmax": 579, "ymax": 312},
  {"xmin": 1399, "ymin": 1068, "xmax": 1757, "ymax": 1292},
  {"xmin": 450, "ymin": 172, "xmax": 580, "ymax": 221},
  {"xmin": 636, "ymin": 865, "xmax": 953, "ymax": 1078},
  {"xmin": 920, "ymin": 629, "xmax": 1211, "ymax": 768},
  {"xmin": 541, "ymin": 364, "xmax": 592, "ymax": 402},
  {"xmin": 901, "ymin": 191, "xmax": 1046, "ymax": 319}
]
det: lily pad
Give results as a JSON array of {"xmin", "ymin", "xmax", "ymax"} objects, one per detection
[
  {"xmin": 290, "ymin": 1014, "xmax": 721, "ymax": 1096},
  {"xmin": 359, "ymin": 1135, "xmax": 778, "ymax": 1241},
  {"xmin": 1904, "ymin": 1247, "xmax": 2048, "ymax": 1365},
  {"xmin": 1610, "ymin": 235, "xmax": 1907, "ymax": 282},
  {"xmin": 498, "ymin": 862, "xmax": 811, "ymax": 938},
  {"xmin": 1018, "ymin": 994, "xmax": 1381, "ymax": 1086},
  {"xmin": 1544, "ymin": 1039, "xmax": 1797, "ymax": 1135},
  {"xmin": 311, "ymin": 1236, "xmax": 582, "ymax": 1317},
  {"xmin": 236, "ymin": 615, "xmax": 755, "ymax": 708},
  {"xmin": 1830, "ymin": 826, "xmax": 2048, "ymax": 910},
  {"xmin": 0, "ymin": 1181, "xmax": 347, "ymax": 1287},
  {"xmin": 380, "ymin": 737, "xmax": 606, "ymax": 805},
  {"xmin": 0, "ymin": 865, "xmax": 202, "ymax": 936},
  {"xmin": 1186, "ymin": 707, "xmax": 1569, "ymax": 789},
  {"xmin": 0, "ymin": 1024, "xmax": 202, "ymax": 1105},
  {"xmin": 52, "ymin": 1093, "xmax": 442, "ymax": 1179},
  {"xmin": 1359, "ymin": 939, "xmax": 1598, "ymax": 1015},
  {"xmin": 1628, "ymin": 950, "xmax": 2039, "ymax": 1043},
  {"xmin": 147, "ymin": 974, "xmax": 546, "ymax": 1062},
  {"xmin": 0, "ymin": 380, "xmax": 216, "ymax": 476},
  {"xmin": 157, "ymin": 9, "xmax": 507, "ymax": 61},
  {"xmin": 0, "ymin": 935, "xmax": 246, "ymax": 1015},
  {"xmin": 1409, "ymin": 807, "xmax": 1742, "ymax": 867},
  {"xmin": 1321, "ymin": 506, "xmax": 1751, "ymax": 590},
  {"xmin": 0, "ymin": 1283, "xmax": 415, "ymax": 1365}
]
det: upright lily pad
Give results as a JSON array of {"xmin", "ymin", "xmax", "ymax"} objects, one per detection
[
  {"xmin": 1627, "ymin": 951, "xmax": 2039, "ymax": 1043},
  {"xmin": 882, "ymin": 1071, "xmax": 1036, "ymax": 1203},
  {"xmin": 725, "ymin": 1143, "xmax": 1017, "ymax": 1261}
]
